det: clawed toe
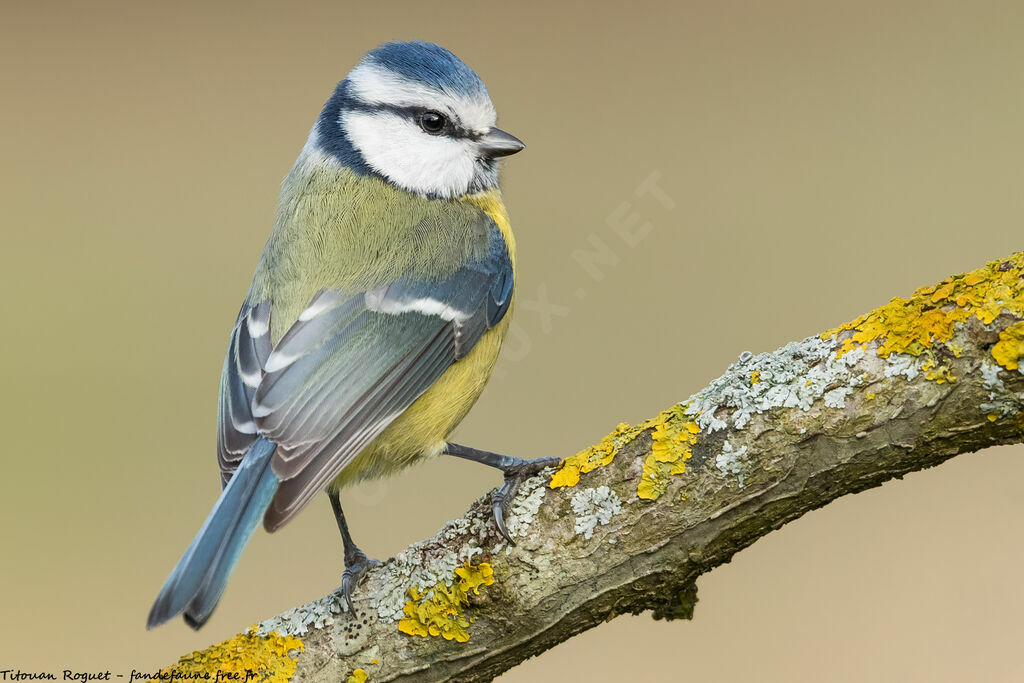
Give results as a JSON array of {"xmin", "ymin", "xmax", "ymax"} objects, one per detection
[
  {"xmin": 491, "ymin": 456, "xmax": 561, "ymax": 545},
  {"xmin": 339, "ymin": 551, "xmax": 381, "ymax": 614},
  {"xmin": 443, "ymin": 444, "xmax": 561, "ymax": 546},
  {"xmin": 506, "ymin": 456, "xmax": 561, "ymax": 478}
]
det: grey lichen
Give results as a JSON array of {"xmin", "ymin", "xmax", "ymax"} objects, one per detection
[
  {"xmin": 979, "ymin": 360, "xmax": 1022, "ymax": 418},
  {"xmin": 257, "ymin": 593, "xmax": 343, "ymax": 637},
  {"xmin": 982, "ymin": 360, "xmax": 1003, "ymax": 389},
  {"xmin": 504, "ymin": 468, "xmax": 554, "ymax": 539},
  {"xmin": 823, "ymin": 385, "xmax": 854, "ymax": 409},
  {"xmin": 570, "ymin": 486, "xmax": 622, "ymax": 540},
  {"xmin": 684, "ymin": 336, "xmax": 867, "ymax": 432},
  {"xmin": 715, "ymin": 440, "xmax": 750, "ymax": 486},
  {"xmin": 884, "ymin": 353, "xmax": 922, "ymax": 380}
]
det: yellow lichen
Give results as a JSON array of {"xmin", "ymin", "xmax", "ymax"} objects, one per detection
[
  {"xmin": 150, "ymin": 627, "xmax": 303, "ymax": 683},
  {"xmin": 550, "ymin": 405, "xmax": 701, "ymax": 499},
  {"xmin": 993, "ymin": 321, "xmax": 1024, "ymax": 370},
  {"xmin": 637, "ymin": 405, "xmax": 700, "ymax": 501},
  {"xmin": 750, "ymin": 371, "xmax": 761, "ymax": 384},
  {"xmin": 397, "ymin": 562, "xmax": 494, "ymax": 643},
  {"xmin": 550, "ymin": 421, "xmax": 648, "ymax": 488},
  {"xmin": 921, "ymin": 351, "xmax": 957, "ymax": 384},
  {"xmin": 455, "ymin": 561, "xmax": 494, "ymax": 594},
  {"xmin": 345, "ymin": 670, "xmax": 369, "ymax": 683},
  {"xmin": 822, "ymin": 254, "xmax": 1024, "ymax": 370}
]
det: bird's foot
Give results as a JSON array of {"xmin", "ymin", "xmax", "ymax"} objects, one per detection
[
  {"xmin": 491, "ymin": 456, "xmax": 561, "ymax": 545},
  {"xmin": 338, "ymin": 548, "xmax": 381, "ymax": 615}
]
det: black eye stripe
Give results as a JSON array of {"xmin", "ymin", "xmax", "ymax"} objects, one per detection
[{"xmin": 344, "ymin": 101, "xmax": 475, "ymax": 139}]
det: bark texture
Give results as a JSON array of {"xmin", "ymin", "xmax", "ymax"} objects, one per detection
[{"xmin": 159, "ymin": 252, "xmax": 1024, "ymax": 683}]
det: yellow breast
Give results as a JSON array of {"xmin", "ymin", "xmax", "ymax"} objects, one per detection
[{"xmin": 328, "ymin": 189, "xmax": 516, "ymax": 489}]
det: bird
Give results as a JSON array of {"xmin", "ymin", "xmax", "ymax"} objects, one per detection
[{"xmin": 147, "ymin": 40, "xmax": 558, "ymax": 630}]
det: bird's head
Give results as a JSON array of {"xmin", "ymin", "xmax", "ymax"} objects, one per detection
[{"xmin": 314, "ymin": 41, "xmax": 524, "ymax": 200}]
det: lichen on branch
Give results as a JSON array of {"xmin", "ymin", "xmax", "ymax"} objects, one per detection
[{"xmin": 160, "ymin": 252, "xmax": 1024, "ymax": 683}]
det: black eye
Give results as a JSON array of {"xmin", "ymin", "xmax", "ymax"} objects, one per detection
[{"xmin": 419, "ymin": 110, "xmax": 447, "ymax": 134}]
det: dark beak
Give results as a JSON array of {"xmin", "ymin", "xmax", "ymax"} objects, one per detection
[{"xmin": 480, "ymin": 127, "xmax": 525, "ymax": 158}]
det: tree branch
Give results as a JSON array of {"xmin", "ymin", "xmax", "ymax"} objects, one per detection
[{"xmin": 158, "ymin": 252, "xmax": 1024, "ymax": 683}]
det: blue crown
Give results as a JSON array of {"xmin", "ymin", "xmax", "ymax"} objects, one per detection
[{"xmin": 362, "ymin": 41, "xmax": 488, "ymax": 100}]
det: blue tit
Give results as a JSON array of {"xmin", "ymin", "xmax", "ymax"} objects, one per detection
[{"xmin": 147, "ymin": 41, "xmax": 557, "ymax": 630}]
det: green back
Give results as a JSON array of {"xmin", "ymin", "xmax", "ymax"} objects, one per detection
[{"xmin": 247, "ymin": 155, "xmax": 491, "ymax": 343}]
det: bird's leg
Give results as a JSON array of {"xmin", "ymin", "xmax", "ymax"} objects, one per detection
[
  {"xmin": 328, "ymin": 490, "xmax": 380, "ymax": 614},
  {"xmin": 444, "ymin": 443, "xmax": 560, "ymax": 545}
]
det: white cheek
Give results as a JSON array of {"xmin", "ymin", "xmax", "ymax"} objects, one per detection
[{"xmin": 342, "ymin": 110, "xmax": 477, "ymax": 198}]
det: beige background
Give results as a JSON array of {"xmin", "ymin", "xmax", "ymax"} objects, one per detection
[{"xmin": 2, "ymin": 0, "xmax": 1023, "ymax": 680}]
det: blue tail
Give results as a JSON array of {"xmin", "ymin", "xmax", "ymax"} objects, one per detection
[{"xmin": 147, "ymin": 438, "xmax": 279, "ymax": 630}]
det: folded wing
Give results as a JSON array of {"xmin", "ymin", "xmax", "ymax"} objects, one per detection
[{"xmin": 215, "ymin": 221, "xmax": 514, "ymax": 531}]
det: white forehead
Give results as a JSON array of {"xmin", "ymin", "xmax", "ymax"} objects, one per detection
[{"xmin": 347, "ymin": 62, "xmax": 497, "ymax": 132}]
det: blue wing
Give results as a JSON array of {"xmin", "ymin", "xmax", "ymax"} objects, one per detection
[{"xmin": 216, "ymin": 221, "xmax": 514, "ymax": 531}]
